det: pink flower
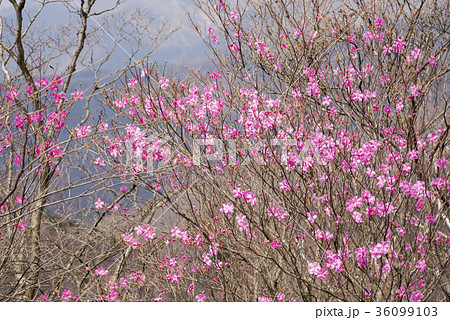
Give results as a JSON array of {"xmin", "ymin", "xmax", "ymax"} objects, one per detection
[
  {"xmin": 120, "ymin": 185, "xmax": 127, "ymax": 193},
  {"xmin": 114, "ymin": 98, "xmax": 127, "ymax": 109},
  {"xmin": 14, "ymin": 113, "xmax": 25, "ymax": 129},
  {"xmin": 220, "ymin": 203, "xmax": 234, "ymax": 215},
  {"xmin": 61, "ymin": 289, "xmax": 72, "ymax": 302},
  {"xmin": 258, "ymin": 296, "xmax": 273, "ymax": 302},
  {"xmin": 127, "ymin": 78, "xmax": 138, "ymax": 88},
  {"xmin": 244, "ymin": 190, "xmax": 257, "ymax": 205},
  {"xmin": 395, "ymin": 285, "xmax": 407, "ymax": 298},
  {"xmin": 271, "ymin": 240, "xmax": 281, "ymax": 249},
  {"xmin": 95, "ymin": 268, "xmax": 109, "ymax": 277},
  {"xmin": 308, "ymin": 31, "xmax": 318, "ymax": 44},
  {"xmin": 369, "ymin": 241, "xmax": 389, "ymax": 259},
  {"xmin": 322, "ymin": 96, "xmax": 332, "ymax": 106},
  {"xmin": 375, "ymin": 18, "xmax": 384, "ymax": 27},
  {"xmin": 119, "ymin": 278, "xmax": 128, "ymax": 287},
  {"xmin": 366, "ymin": 167, "xmax": 376, "ymax": 177},
  {"xmin": 208, "ymin": 27, "xmax": 219, "ymax": 43},
  {"xmin": 324, "ymin": 231, "xmax": 333, "ymax": 242},
  {"xmin": 195, "ymin": 291, "xmax": 207, "ymax": 302},
  {"xmin": 75, "ymin": 125, "xmax": 91, "ymax": 138},
  {"xmin": 292, "ymin": 88, "xmax": 302, "ymax": 99},
  {"xmin": 232, "ymin": 185, "xmax": 243, "ymax": 198},
  {"xmin": 230, "ymin": 11, "xmax": 239, "ymax": 19},
  {"xmin": 94, "ymin": 157, "xmax": 105, "ymax": 167},
  {"xmin": 187, "ymin": 284, "xmax": 194, "ymax": 293},
  {"xmin": 15, "ymin": 221, "xmax": 28, "ymax": 231},
  {"xmin": 166, "ymin": 272, "xmax": 182, "ymax": 283},
  {"xmin": 355, "ymin": 247, "xmax": 368, "ymax": 267},
  {"xmin": 71, "ymin": 90, "xmax": 84, "ymax": 101},
  {"xmin": 428, "ymin": 133, "xmax": 438, "ymax": 144},
  {"xmin": 255, "ymin": 39, "xmax": 266, "ymax": 54},
  {"xmin": 416, "ymin": 233, "xmax": 427, "ymax": 244},
  {"xmin": 402, "ymin": 163, "xmax": 411, "ymax": 176},
  {"xmin": 411, "ymin": 48, "xmax": 422, "ymax": 60},
  {"xmin": 107, "ymin": 290, "xmax": 118, "ymax": 302},
  {"xmin": 41, "ymin": 294, "xmax": 50, "ymax": 302},
  {"xmin": 437, "ymin": 157, "xmax": 448, "ymax": 168},
  {"xmin": 410, "ymin": 85, "xmax": 419, "ymax": 97},
  {"xmin": 94, "ymin": 198, "xmax": 105, "ymax": 210},
  {"xmin": 105, "ymin": 281, "xmax": 118, "ymax": 290},
  {"xmin": 236, "ymin": 213, "xmax": 249, "ymax": 232},
  {"xmin": 279, "ymin": 180, "xmax": 291, "ymax": 191},
  {"xmin": 425, "ymin": 213, "xmax": 436, "ymax": 224},
  {"xmin": 407, "ymin": 149, "xmax": 419, "ymax": 159},
  {"xmin": 346, "ymin": 196, "xmax": 362, "ymax": 212},
  {"xmin": 316, "ymin": 268, "xmax": 328, "ymax": 280},
  {"xmin": 361, "ymin": 189, "xmax": 375, "ymax": 204},
  {"xmin": 308, "ymin": 262, "xmax": 321, "ymax": 275},
  {"xmin": 393, "ymin": 37, "xmax": 406, "ymax": 53},
  {"xmin": 267, "ymin": 205, "xmax": 287, "ymax": 221},
  {"xmin": 415, "ymin": 259, "xmax": 427, "ymax": 272},
  {"xmin": 16, "ymin": 196, "xmax": 24, "ymax": 205},
  {"xmin": 428, "ymin": 56, "xmax": 436, "ymax": 66},
  {"xmin": 307, "ymin": 211, "xmax": 317, "ymax": 224},
  {"xmin": 159, "ymin": 77, "xmax": 169, "ymax": 89},
  {"xmin": 35, "ymin": 77, "xmax": 49, "ymax": 89},
  {"xmin": 14, "ymin": 156, "xmax": 23, "ymax": 166},
  {"xmin": 380, "ymin": 74, "xmax": 391, "ymax": 83},
  {"xmin": 314, "ymin": 228, "xmax": 324, "ymax": 240},
  {"xmin": 431, "ymin": 177, "xmax": 447, "ymax": 190},
  {"xmin": 348, "ymin": 33, "xmax": 356, "ymax": 43},
  {"xmin": 49, "ymin": 76, "xmax": 63, "ymax": 90},
  {"xmin": 129, "ymin": 271, "xmax": 146, "ymax": 285},
  {"xmin": 376, "ymin": 175, "xmax": 387, "ymax": 188},
  {"xmin": 135, "ymin": 224, "xmax": 156, "ymax": 241},
  {"xmin": 277, "ymin": 292, "xmax": 285, "ymax": 302},
  {"xmin": 52, "ymin": 91, "xmax": 68, "ymax": 105},
  {"xmin": 7, "ymin": 87, "xmax": 18, "ymax": 103},
  {"xmin": 410, "ymin": 290, "xmax": 423, "ymax": 302},
  {"xmin": 324, "ymin": 250, "xmax": 344, "ymax": 273},
  {"xmin": 382, "ymin": 260, "xmax": 392, "ymax": 275},
  {"xmin": 352, "ymin": 211, "xmax": 363, "ymax": 223}
]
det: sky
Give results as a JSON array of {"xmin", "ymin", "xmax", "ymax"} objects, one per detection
[
  {"xmin": 125, "ymin": 0, "xmax": 213, "ymax": 67},
  {"xmin": 120, "ymin": 0, "xmax": 214, "ymax": 70},
  {"xmin": 0, "ymin": 0, "xmax": 215, "ymax": 80}
]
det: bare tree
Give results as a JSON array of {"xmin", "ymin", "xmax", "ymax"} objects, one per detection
[
  {"xmin": 90, "ymin": 0, "xmax": 450, "ymax": 301},
  {"xmin": 0, "ymin": 0, "xmax": 177, "ymax": 301},
  {"xmin": 1, "ymin": 0, "xmax": 449, "ymax": 302}
]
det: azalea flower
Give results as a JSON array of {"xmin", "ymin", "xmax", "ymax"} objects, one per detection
[
  {"xmin": 94, "ymin": 198, "xmax": 104, "ymax": 210},
  {"xmin": 195, "ymin": 291, "xmax": 207, "ymax": 302},
  {"xmin": 415, "ymin": 259, "xmax": 427, "ymax": 272},
  {"xmin": 220, "ymin": 203, "xmax": 234, "ymax": 215}
]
